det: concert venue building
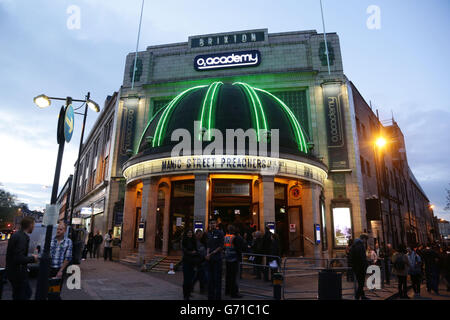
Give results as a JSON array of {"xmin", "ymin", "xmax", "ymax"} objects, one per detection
[{"xmin": 71, "ymin": 28, "xmax": 436, "ymax": 264}]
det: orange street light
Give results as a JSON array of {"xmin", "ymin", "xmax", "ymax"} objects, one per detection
[{"xmin": 375, "ymin": 137, "xmax": 387, "ymax": 148}]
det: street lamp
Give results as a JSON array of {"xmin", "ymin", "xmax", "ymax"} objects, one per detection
[
  {"xmin": 32, "ymin": 92, "xmax": 99, "ymax": 300},
  {"xmin": 373, "ymin": 136, "xmax": 387, "ymax": 248}
]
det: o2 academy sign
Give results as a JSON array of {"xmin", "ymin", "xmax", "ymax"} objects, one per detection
[{"xmin": 194, "ymin": 50, "xmax": 261, "ymax": 71}]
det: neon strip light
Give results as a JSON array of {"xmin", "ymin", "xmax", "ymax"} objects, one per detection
[
  {"xmin": 241, "ymin": 82, "xmax": 268, "ymax": 132},
  {"xmin": 135, "ymin": 104, "xmax": 168, "ymax": 154},
  {"xmin": 199, "ymin": 82, "xmax": 222, "ymax": 141},
  {"xmin": 153, "ymin": 85, "xmax": 206, "ymax": 147},
  {"xmin": 233, "ymin": 82, "xmax": 262, "ymax": 140},
  {"xmin": 207, "ymin": 82, "xmax": 223, "ymax": 140},
  {"xmin": 254, "ymin": 88, "xmax": 309, "ymax": 153}
]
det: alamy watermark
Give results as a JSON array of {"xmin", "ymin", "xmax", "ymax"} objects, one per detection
[
  {"xmin": 67, "ymin": 5, "xmax": 81, "ymax": 30},
  {"xmin": 366, "ymin": 5, "xmax": 381, "ymax": 30}
]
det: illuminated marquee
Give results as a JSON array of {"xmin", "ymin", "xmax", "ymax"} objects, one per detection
[
  {"xmin": 194, "ymin": 50, "xmax": 261, "ymax": 71},
  {"xmin": 123, "ymin": 155, "xmax": 327, "ymax": 186}
]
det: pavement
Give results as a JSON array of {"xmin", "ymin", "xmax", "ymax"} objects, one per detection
[{"xmin": 1, "ymin": 245, "xmax": 449, "ymax": 300}]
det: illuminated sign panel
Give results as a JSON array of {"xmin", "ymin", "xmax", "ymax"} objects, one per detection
[
  {"xmin": 194, "ymin": 50, "xmax": 261, "ymax": 71},
  {"xmin": 123, "ymin": 155, "xmax": 327, "ymax": 186},
  {"xmin": 190, "ymin": 31, "xmax": 265, "ymax": 48}
]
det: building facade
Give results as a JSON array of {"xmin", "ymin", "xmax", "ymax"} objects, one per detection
[
  {"xmin": 71, "ymin": 93, "xmax": 119, "ymax": 240},
  {"xmin": 352, "ymin": 83, "xmax": 436, "ymax": 248},
  {"xmin": 56, "ymin": 175, "xmax": 72, "ymax": 223},
  {"xmin": 77, "ymin": 28, "xmax": 435, "ymax": 264}
]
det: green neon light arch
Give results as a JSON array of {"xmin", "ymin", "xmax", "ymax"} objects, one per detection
[
  {"xmin": 199, "ymin": 82, "xmax": 223, "ymax": 141},
  {"xmin": 152, "ymin": 85, "xmax": 207, "ymax": 147},
  {"xmin": 233, "ymin": 82, "xmax": 268, "ymax": 141},
  {"xmin": 141, "ymin": 82, "xmax": 309, "ymax": 154},
  {"xmin": 254, "ymin": 87, "xmax": 309, "ymax": 153}
]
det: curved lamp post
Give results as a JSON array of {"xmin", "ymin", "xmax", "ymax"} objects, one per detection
[{"xmin": 32, "ymin": 92, "xmax": 99, "ymax": 300}]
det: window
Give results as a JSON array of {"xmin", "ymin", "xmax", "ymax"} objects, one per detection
[
  {"xmin": 361, "ymin": 123, "xmax": 367, "ymax": 140},
  {"xmin": 360, "ymin": 156, "xmax": 365, "ymax": 174},
  {"xmin": 272, "ymin": 90, "xmax": 310, "ymax": 137},
  {"xmin": 366, "ymin": 160, "xmax": 371, "ymax": 177}
]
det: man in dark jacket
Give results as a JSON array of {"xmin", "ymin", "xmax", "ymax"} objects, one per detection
[
  {"xmin": 93, "ymin": 231, "xmax": 103, "ymax": 259},
  {"xmin": 350, "ymin": 233, "xmax": 369, "ymax": 300},
  {"xmin": 6, "ymin": 216, "xmax": 38, "ymax": 300}
]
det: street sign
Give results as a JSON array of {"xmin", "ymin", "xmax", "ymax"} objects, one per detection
[
  {"xmin": 43, "ymin": 204, "xmax": 59, "ymax": 226},
  {"xmin": 289, "ymin": 224, "xmax": 296, "ymax": 233},
  {"xmin": 194, "ymin": 221, "xmax": 204, "ymax": 233},
  {"xmin": 64, "ymin": 104, "xmax": 74, "ymax": 142}
]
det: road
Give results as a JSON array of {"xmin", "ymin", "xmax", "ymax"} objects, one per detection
[{"xmin": 0, "ymin": 240, "xmax": 7, "ymax": 268}]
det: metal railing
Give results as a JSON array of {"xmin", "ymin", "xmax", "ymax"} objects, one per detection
[
  {"xmin": 239, "ymin": 252, "xmax": 281, "ymax": 299},
  {"xmin": 281, "ymin": 257, "xmax": 354, "ymax": 300}
]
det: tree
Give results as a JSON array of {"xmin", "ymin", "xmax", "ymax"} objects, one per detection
[
  {"xmin": 0, "ymin": 183, "xmax": 17, "ymax": 207},
  {"xmin": 0, "ymin": 184, "xmax": 18, "ymax": 229}
]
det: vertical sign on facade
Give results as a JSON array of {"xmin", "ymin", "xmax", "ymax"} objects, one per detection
[{"xmin": 322, "ymin": 83, "xmax": 349, "ymax": 169}]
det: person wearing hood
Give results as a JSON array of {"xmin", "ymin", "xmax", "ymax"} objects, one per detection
[
  {"xmin": 392, "ymin": 245, "xmax": 410, "ymax": 299},
  {"xmin": 349, "ymin": 233, "xmax": 369, "ymax": 300},
  {"xmin": 407, "ymin": 247, "xmax": 423, "ymax": 297}
]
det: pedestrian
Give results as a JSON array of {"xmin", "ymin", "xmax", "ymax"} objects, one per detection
[
  {"xmin": 422, "ymin": 244, "xmax": 440, "ymax": 294},
  {"xmin": 345, "ymin": 238, "xmax": 354, "ymax": 282},
  {"xmin": 224, "ymin": 225, "xmax": 245, "ymax": 298},
  {"xmin": 49, "ymin": 222, "xmax": 73, "ymax": 300},
  {"xmin": 252, "ymin": 231, "xmax": 264, "ymax": 279},
  {"xmin": 103, "ymin": 229, "xmax": 113, "ymax": 261},
  {"xmin": 5, "ymin": 216, "xmax": 38, "ymax": 300},
  {"xmin": 443, "ymin": 246, "xmax": 450, "ymax": 292},
  {"xmin": 192, "ymin": 229, "xmax": 208, "ymax": 294},
  {"xmin": 206, "ymin": 219, "xmax": 224, "ymax": 300},
  {"xmin": 367, "ymin": 246, "xmax": 378, "ymax": 265},
  {"xmin": 93, "ymin": 231, "xmax": 103, "ymax": 259},
  {"xmin": 392, "ymin": 244, "xmax": 410, "ymax": 299},
  {"xmin": 407, "ymin": 247, "xmax": 422, "ymax": 297},
  {"xmin": 349, "ymin": 233, "xmax": 369, "ymax": 300},
  {"xmin": 261, "ymin": 227, "xmax": 272, "ymax": 281},
  {"xmin": 269, "ymin": 233, "xmax": 281, "ymax": 276},
  {"xmin": 86, "ymin": 232, "xmax": 94, "ymax": 259},
  {"xmin": 382, "ymin": 243, "xmax": 393, "ymax": 285},
  {"xmin": 181, "ymin": 229, "xmax": 199, "ymax": 300}
]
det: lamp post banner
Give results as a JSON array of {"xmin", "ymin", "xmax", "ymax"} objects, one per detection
[
  {"xmin": 322, "ymin": 84, "xmax": 349, "ymax": 169},
  {"xmin": 64, "ymin": 104, "xmax": 74, "ymax": 143}
]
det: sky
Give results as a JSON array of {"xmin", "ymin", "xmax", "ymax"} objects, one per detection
[{"xmin": 0, "ymin": 0, "xmax": 449, "ymax": 221}]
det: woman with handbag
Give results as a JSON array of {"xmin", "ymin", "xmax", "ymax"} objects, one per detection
[{"xmin": 182, "ymin": 229, "xmax": 199, "ymax": 300}]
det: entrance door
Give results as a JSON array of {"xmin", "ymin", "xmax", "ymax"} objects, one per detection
[{"xmin": 211, "ymin": 205, "xmax": 251, "ymax": 233}]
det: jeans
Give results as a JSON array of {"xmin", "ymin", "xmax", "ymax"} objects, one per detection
[
  {"xmin": 193, "ymin": 262, "xmax": 208, "ymax": 292},
  {"xmin": 225, "ymin": 261, "xmax": 239, "ymax": 296},
  {"xmin": 354, "ymin": 271, "xmax": 366, "ymax": 299},
  {"xmin": 104, "ymin": 247, "xmax": 112, "ymax": 261},
  {"xmin": 410, "ymin": 273, "xmax": 421, "ymax": 294},
  {"xmin": 397, "ymin": 275, "xmax": 407, "ymax": 298},
  {"xmin": 208, "ymin": 259, "xmax": 223, "ymax": 300},
  {"xmin": 10, "ymin": 277, "xmax": 32, "ymax": 300},
  {"xmin": 183, "ymin": 261, "xmax": 195, "ymax": 300},
  {"xmin": 93, "ymin": 245, "xmax": 101, "ymax": 258}
]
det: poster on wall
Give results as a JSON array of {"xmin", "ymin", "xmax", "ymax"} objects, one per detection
[{"xmin": 332, "ymin": 207, "xmax": 352, "ymax": 247}]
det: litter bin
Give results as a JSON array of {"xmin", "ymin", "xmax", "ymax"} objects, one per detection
[
  {"xmin": 318, "ymin": 269, "xmax": 342, "ymax": 300},
  {"xmin": 0, "ymin": 267, "xmax": 5, "ymax": 300}
]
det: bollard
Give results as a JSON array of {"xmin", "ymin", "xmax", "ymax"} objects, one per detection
[
  {"xmin": 272, "ymin": 272, "xmax": 283, "ymax": 300},
  {"xmin": 48, "ymin": 277, "xmax": 62, "ymax": 300},
  {"xmin": 0, "ymin": 268, "xmax": 5, "ymax": 300}
]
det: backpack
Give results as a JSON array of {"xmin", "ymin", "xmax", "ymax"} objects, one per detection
[{"xmin": 394, "ymin": 254, "xmax": 405, "ymax": 271}]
